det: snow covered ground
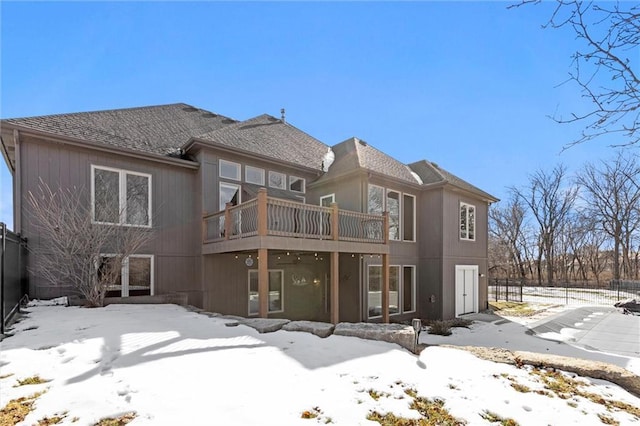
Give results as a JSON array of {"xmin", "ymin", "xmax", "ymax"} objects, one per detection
[{"xmin": 1, "ymin": 303, "xmax": 639, "ymax": 425}]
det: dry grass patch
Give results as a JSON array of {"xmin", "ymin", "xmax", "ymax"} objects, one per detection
[
  {"xmin": 37, "ymin": 412, "xmax": 67, "ymax": 425},
  {"xmin": 480, "ymin": 410, "xmax": 520, "ymax": 426},
  {"xmin": 489, "ymin": 301, "xmax": 548, "ymax": 317},
  {"xmin": 94, "ymin": 412, "xmax": 136, "ymax": 426},
  {"xmin": 0, "ymin": 373, "xmax": 14, "ymax": 380},
  {"xmin": 0, "ymin": 390, "xmax": 46, "ymax": 426},
  {"xmin": 530, "ymin": 369, "xmax": 640, "ymax": 420},
  {"xmin": 14, "ymin": 375, "xmax": 49, "ymax": 387},
  {"xmin": 367, "ymin": 384, "xmax": 466, "ymax": 426}
]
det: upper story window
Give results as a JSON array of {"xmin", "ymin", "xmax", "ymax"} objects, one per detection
[
  {"xmin": 92, "ymin": 165, "xmax": 151, "ymax": 227},
  {"xmin": 289, "ymin": 176, "xmax": 305, "ymax": 193},
  {"xmin": 245, "ymin": 165, "xmax": 265, "ymax": 185},
  {"xmin": 269, "ymin": 171, "xmax": 286, "ymax": 189},
  {"xmin": 368, "ymin": 184, "xmax": 384, "ymax": 215},
  {"xmin": 403, "ymin": 194, "xmax": 416, "ymax": 242},
  {"xmin": 387, "ymin": 190, "xmax": 401, "ymax": 241},
  {"xmin": 320, "ymin": 194, "xmax": 335, "ymax": 207},
  {"xmin": 219, "ymin": 159, "xmax": 241, "ymax": 181},
  {"xmin": 460, "ymin": 202, "xmax": 476, "ymax": 241}
]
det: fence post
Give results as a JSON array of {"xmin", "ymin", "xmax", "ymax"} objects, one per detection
[
  {"xmin": 520, "ymin": 281, "xmax": 523, "ymax": 302},
  {"xmin": 565, "ymin": 284, "xmax": 569, "ymax": 305},
  {"xmin": 1, "ymin": 223, "xmax": 6, "ymax": 334},
  {"xmin": 506, "ymin": 278, "xmax": 509, "ymax": 302},
  {"xmin": 495, "ymin": 278, "xmax": 498, "ymax": 302}
]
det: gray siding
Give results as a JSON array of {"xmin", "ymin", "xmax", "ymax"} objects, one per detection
[
  {"xmin": 19, "ymin": 135, "xmax": 201, "ymax": 304},
  {"xmin": 204, "ymin": 251, "xmax": 331, "ymax": 321},
  {"xmin": 338, "ymin": 253, "xmax": 361, "ymax": 322}
]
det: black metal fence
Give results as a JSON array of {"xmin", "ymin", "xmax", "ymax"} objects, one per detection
[
  {"xmin": 488, "ymin": 278, "xmax": 640, "ymax": 306},
  {"xmin": 1, "ymin": 223, "xmax": 28, "ymax": 333}
]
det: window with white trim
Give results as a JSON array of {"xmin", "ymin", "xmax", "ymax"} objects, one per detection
[
  {"xmin": 460, "ymin": 202, "xmax": 476, "ymax": 241},
  {"xmin": 387, "ymin": 190, "xmax": 401, "ymax": 241},
  {"xmin": 320, "ymin": 194, "xmax": 335, "ymax": 207},
  {"xmin": 368, "ymin": 184, "xmax": 384, "ymax": 215},
  {"xmin": 403, "ymin": 266, "xmax": 416, "ymax": 313},
  {"xmin": 289, "ymin": 176, "xmax": 305, "ymax": 193},
  {"xmin": 367, "ymin": 264, "xmax": 416, "ymax": 318},
  {"xmin": 403, "ymin": 194, "xmax": 416, "ymax": 241},
  {"xmin": 219, "ymin": 159, "xmax": 241, "ymax": 181},
  {"xmin": 92, "ymin": 166, "xmax": 151, "ymax": 227},
  {"xmin": 245, "ymin": 165, "xmax": 265, "ymax": 185},
  {"xmin": 248, "ymin": 269, "xmax": 284, "ymax": 315},
  {"xmin": 269, "ymin": 171, "xmax": 286, "ymax": 189},
  {"xmin": 219, "ymin": 182, "xmax": 241, "ymax": 210},
  {"xmin": 99, "ymin": 254, "xmax": 154, "ymax": 297}
]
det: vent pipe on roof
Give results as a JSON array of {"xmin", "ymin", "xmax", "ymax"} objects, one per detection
[{"xmin": 281, "ymin": 108, "xmax": 286, "ymax": 123}]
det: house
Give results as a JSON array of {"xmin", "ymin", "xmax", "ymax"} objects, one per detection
[{"xmin": 1, "ymin": 103, "xmax": 498, "ymax": 322}]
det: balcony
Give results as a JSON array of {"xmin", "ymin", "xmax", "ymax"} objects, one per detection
[{"xmin": 202, "ymin": 188, "xmax": 389, "ymax": 254}]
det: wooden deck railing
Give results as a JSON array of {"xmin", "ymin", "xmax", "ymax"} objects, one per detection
[{"xmin": 202, "ymin": 188, "xmax": 388, "ymax": 245}]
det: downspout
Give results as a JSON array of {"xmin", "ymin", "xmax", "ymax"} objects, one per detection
[{"xmin": 1, "ymin": 223, "xmax": 6, "ymax": 334}]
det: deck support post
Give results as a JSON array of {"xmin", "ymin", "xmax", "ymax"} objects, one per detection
[{"xmin": 330, "ymin": 251, "xmax": 339, "ymax": 324}]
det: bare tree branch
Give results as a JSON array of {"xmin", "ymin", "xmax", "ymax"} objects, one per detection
[{"xmin": 513, "ymin": 0, "xmax": 639, "ymax": 147}]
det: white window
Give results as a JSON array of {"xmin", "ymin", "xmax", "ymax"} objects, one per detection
[
  {"xmin": 387, "ymin": 190, "xmax": 401, "ymax": 241},
  {"xmin": 389, "ymin": 265, "xmax": 400, "ymax": 314},
  {"xmin": 403, "ymin": 266, "xmax": 416, "ymax": 313},
  {"xmin": 92, "ymin": 165, "xmax": 151, "ymax": 227},
  {"xmin": 320, "ymin": 194, "xmax": 335, "ymax": 207},
  {"xmin": 367, "ymin": 265, "xmax": 382, "ymax": 318},
  {"xmin": 367, "ymin": 264, "xmax": 416, "ymax": 318},
  {"xmin": 269, "ymin": 171, "xmax": 286, "ymax": 189},
  {"xmin": 99, "ymin": 254, "xmax": 154, "ymax": 297},
  {"xmin": 245, "ymin": 165, "xmax": 265, "ymax": 185},
  {"xmin": 289, "ymin": 176, "xmax": 305, "ymax": 193},
  {"xmin": 368, "ymin": 184, "xmax": 384, "ymax": 215},
  {"xmin": 248, "ymin": 269, "xmax": 284, "ymax": 315},
  {"xmin": 460, "ymin": 202, "xmax": 476, "ymax": 241},
  {"xmin": 403, "ymin": 194, "xmax": 416, "ymax": 242},
  {"xmin": 219, "ymin": 159, "xmax": 241, "ymax": 181},
  {"xmin": 219, "ymin": 182, "xmax": 241, "ymax": 237},
  {"xmin": 219, "ymin": 182, "xmax": 241, "ymax": 211}
]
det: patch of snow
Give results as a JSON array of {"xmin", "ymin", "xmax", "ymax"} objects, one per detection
[{"xmin": 0, "ymin": 304, "xmax": 638, "ymax": 425}]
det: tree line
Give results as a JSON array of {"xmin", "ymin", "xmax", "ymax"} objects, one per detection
[{"xmin": 489, "ymin": 152, "xmax": 640, "ymax": 285}]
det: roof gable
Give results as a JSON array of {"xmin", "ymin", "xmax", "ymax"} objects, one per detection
[
  {"xmin": 321, "ymin": 137, "xmax": 421, "ymax": 185},
  {"xmin": 409, "ymin": 160, "xmax": 498, "ymax": 202}
]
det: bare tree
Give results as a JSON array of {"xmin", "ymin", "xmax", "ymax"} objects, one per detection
[
  {"xmin": 512, "ymin": 1, "xmax": 639, "ymax": 147},
  {"xmin": 576, "ymin": 153, "xmax": 640, "ymax": 281},
  {"xmin": 489, "ymin": 194, "xmax": 530, "ymax": 279},
  {"xmin": 27, "ymin": 182, "xmax": 152, "ymax": 307},
  {"xmin": 512, "ymin": 165, "xmax": 578, "ymax": 284}
]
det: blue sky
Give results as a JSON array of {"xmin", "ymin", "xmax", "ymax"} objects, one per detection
[{"xmin": 0, "ymin": 1, "xmax": 623, "ymax": 229}]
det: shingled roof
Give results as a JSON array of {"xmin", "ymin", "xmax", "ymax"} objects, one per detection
[
  {"xmin": 193, "ymin": 114, "xmax": 330, "ymax": 171},
  {"xmin": 320, "ymin": 137, "xmax": 422, "ymax": 185},
  {"xmin": 2, "ymin": 103, "xmax": 237, "ymax": 156},
  {"xmin": 409, "ymin": 160, "xmax": 498, "ymax": 202}
]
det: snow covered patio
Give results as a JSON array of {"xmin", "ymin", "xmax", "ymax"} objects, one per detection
[{"xmin": 1, "ymin": 303, "xmax": 639, "ymax": 425}]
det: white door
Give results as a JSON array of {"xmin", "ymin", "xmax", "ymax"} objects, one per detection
[{"xmin": 455, "ymin": 265, "xmax": 478, "ymax": 316}]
